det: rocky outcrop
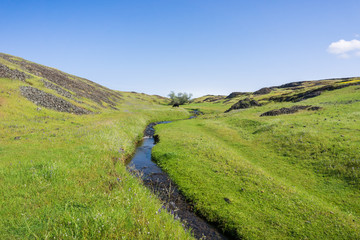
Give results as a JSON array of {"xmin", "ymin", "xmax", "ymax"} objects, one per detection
[
  {"xmin": 276, "ymin": 81, "xmax": 305, "ymax": 89},
  {"xmin": 0, "ymin": 53, "xmax": 122, "ymax": 107},
  {"xmin": 225, "ymin": 98, "xmax": 261, "ymax": 113},
  {"xmin": 260, "ymin": 105, "xmax": 321, "ymax": 117},
  {"xmin": 225, "ymin": 92, "xmax": 249, "ymax": 99},
  {"xmin": 0, "ymin": 63, "xmax": 30, "ymax": 81},
  {"xmin": 253, "ymin": 87, "xmax": 272, "ymax": 95},
  {"xmin": 267, "ymin": 82, "xmax": 360, "ymax": 103},
  {"xmin": 202, "ymin": 95, "xmax": 224, "ymax": 102},
  {"xmin": 42, "ymin": 79, "xmax": 74, "ymax": 99},
  {"xmin": 20, "ymin": 86, "xmax": 91, "ymax": 114}
]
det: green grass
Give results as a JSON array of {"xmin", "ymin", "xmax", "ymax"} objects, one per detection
[
  {"xmin": 182, "ymin": 102, "xmax": 229, "ymax": 114},
  {"xmin": 2, "ymin": 52, "xmax": 360, "ymax": 239},
  {"xmin": 0, "ymin": 78, "xmax": 193, "ymax": 239},
  {"xmin": 152, "ymin": 85, "xmax": 360, "ymax": 239}
]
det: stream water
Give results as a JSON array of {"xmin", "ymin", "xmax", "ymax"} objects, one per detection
[{"xmin": 126, "ymin": 122, "xmax": 227, "ymax": 240}]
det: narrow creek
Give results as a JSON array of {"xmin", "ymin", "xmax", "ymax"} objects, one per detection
[{"xmin": 126, "ymin": 121, "xmax": 227, "ymax": 240}]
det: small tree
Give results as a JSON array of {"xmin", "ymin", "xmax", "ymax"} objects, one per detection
[{"xmin": 168, "ymin": 91, "xmax": 193, "ymax": 105}]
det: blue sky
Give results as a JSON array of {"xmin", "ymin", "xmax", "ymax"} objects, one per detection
[{"xmin": 1, "ymin": 0, "xmax": 360, "ymax": 97}]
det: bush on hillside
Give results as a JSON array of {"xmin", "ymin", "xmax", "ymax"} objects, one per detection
[{"xmin": 168, "ymin": 91, "xmax": 193, "ymax": 105}]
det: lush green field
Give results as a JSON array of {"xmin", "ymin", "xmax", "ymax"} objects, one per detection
[
  {"xmin": 2, "ymin": 53, "xmax": 360, "ymax": 239},
  {"xmin": 152, "ymin": 85, "xmax": 360, "ymax": 239},
  {"xmin": 0, "ymin": 78, "xmax": 193, "ymax": 239}
]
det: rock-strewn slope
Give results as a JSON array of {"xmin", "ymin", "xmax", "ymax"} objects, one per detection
[
  {"xmin": 20, "ymin": 86, "xmax": 91, "ymax": 114},
  {"xmin": 225, "ymin": 98, "xmax": 261, "ymax": 113},
  {"xmin": 260, "ymin": 105, "xmax": 321, "ymax": 117},
  {"xmin": 0, "ymin": 53, "xmax": 122, "ymax": 107},
  {"xmin": 253, "ymin": 87, "xmax": 272, "ymax": 95},
  {"xmin": 267, "ymin": 82, "xmax": 360, "ymax": 103},
  {"xmin": 42, "ymin": 79, "xmax": 75, "ymax": 99},
  {"xmin": 225, "ymin": 92, "xmax": 249, "ymax": 99},
  {"xmin": 0, "ymin": 63, "xmax": 30, "ymax": 81}
]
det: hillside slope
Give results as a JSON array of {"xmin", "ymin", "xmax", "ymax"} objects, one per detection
[
  {"xmin": 0, "ymin": 53, "xmax": 169, "ymax": 113},
  {"xmin": 154, "ymin": 80, "xmax": 360, "ymax": 239},
  {"xmin": 0, "ymin": 53, "xmax": 193, "ymax": 239},
  {"xmin": 190, "ymin": 77, "xmax": 360, "ymax": 113}
]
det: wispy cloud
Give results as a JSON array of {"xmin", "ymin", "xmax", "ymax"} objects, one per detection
[{"xmin": 328, "ymin": 39, "xmax": 360, "ymax": 58}]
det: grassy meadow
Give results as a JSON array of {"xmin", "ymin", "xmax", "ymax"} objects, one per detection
[
  {"xmin": 2, "ymin": 53, "xmax": 360, "ymax": 240},
  {"xmin": 0, "ymin": 77, "xmax": 193, "ymax": 239},
  {"xmin": 152, "ymin": 85, "xmax": 360, "ymax": 239}
]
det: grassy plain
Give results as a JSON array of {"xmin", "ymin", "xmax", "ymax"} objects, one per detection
[
  {"xmin": 152, "ymin": 85, "xmax": 360, "ymax": 239},
  {"xmin": 0, "ymin": 78, "xmax": 193, "ymax": 239}
]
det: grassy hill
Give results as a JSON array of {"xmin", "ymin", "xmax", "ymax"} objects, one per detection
[
  {"xmin": 2, "ymin": 52, "xmax": 360, "ymax": 239},
  {"xmin": 0, "ymin": 53, "xmax": 193, "ymax": 239},
  {"xmin": 153, "ymin": 79, "xmax": 360, "ymax": 239}
]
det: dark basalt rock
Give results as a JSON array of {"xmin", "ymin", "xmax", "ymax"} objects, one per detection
[
  {"xmin": 20, "ymin": 86, "xmax": 91, "ymax": 114},
  {"xmin": 202, "ymin": 95, "xmax": 224, "ymax": 102},
  {"xmin": 253, "ymin": 87, "xmax": 272, "ymax": 95},
  {"xmin": 0, "ymin": 63, "xmax": 30, "ymax": 81},
  {"xmin": 225, "ymin": 92, "xmax": 249, "ymax": 99},
  {"xmin": 307, "ymin": 106, "xmax": 322, "ymax": 111},
  {"xmin": 42, "ymin": 79, "xmax": 74, "ymax": 99},
  {"xmin": 277, "ymin": 81, "xmax": 305, "ymax": 89},
  {"xmin": 267, "ymin": 82, "xmax": 360, "ymax": 103},
  {"xmin": 260, "ymin": 105, "xmax": 321, "ymax": 117},
  {"xmin": 225, "ymin": 98, "xmax": 261, "ymax": 113},
  {"xmin": 0, "ymin": 53, "xmax": 122, "ymax": 107}
]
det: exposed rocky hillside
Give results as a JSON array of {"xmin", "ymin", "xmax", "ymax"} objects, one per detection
[
  {"xmin": 260, "ymin": 105, "xmax": 321, "ymax": 117},
  {"xmin": 0, "ymin": 62, "xmax": 30, "ymax": 81},
  {"xmin": 225, "ymin": 98, "xmax": 261, "ymax": 112},
  {"xmin": 225, "ymin": 92, "xmax": 249, "ymax": 99},
  {"xmin": 0, "ymin": 53, "xmax": 122, "ymax": 108},
  {"xmin": 0, "ymin": 53, "xmax": 169, "ymax": 114},
  {"xmin": 222, "ymin": 78, "xmax": 360, "ymax": 113},
  {"xmin": 20, "ymin": 86, "xmax": 91, "ymax": 114},
  {"xmin": 192, "ymin": 95, "xmax": 225, "ymax": 103}
]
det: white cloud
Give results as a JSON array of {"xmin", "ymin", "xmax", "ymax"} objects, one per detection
[{"xmin": 328, "ymin": 39, "xmax": 360, "ymax": 58}]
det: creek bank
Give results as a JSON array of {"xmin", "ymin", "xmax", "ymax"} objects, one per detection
[{"xmin": 126, "ymin": 122, "xmax": 227, "ymax": 240}]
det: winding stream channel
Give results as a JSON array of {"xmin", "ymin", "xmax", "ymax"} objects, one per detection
[{"xmin": 126, "ymin": 121, "xmax": 227, "ymax": 240}]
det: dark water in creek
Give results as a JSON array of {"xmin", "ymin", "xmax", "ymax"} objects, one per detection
[
  {"xmin": 127, "ymin": 137, "xmax": 163, "ymax": 177},
  {"xmin": 126, "ymin": 122, "xmax": 227, "ymax": 240}
]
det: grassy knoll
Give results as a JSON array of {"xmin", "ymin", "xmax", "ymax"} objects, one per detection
[
  {"xmin": 152, "ymin": 85, "xmax": 360, "ymax": 239},
  {"xmin": 0, "ymin": 75, "xmax": 193, "ymax": 238}
]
